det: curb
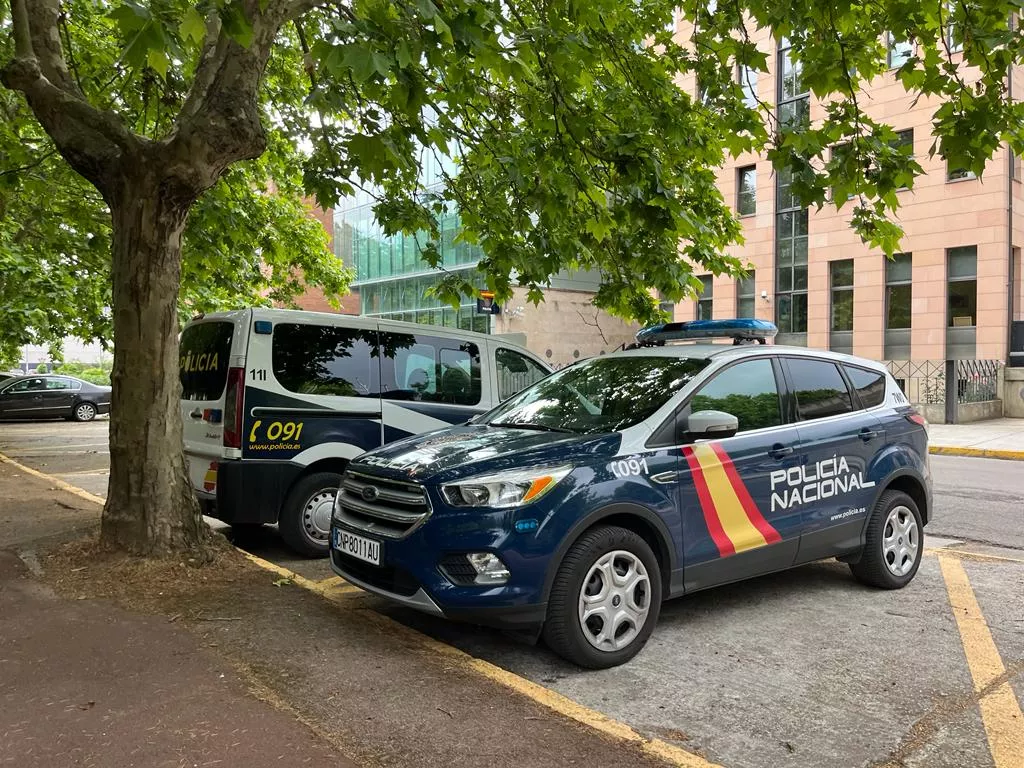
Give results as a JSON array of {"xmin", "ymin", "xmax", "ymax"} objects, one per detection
[{"xmin": 928, "ymin": 445, "xmax": 1024, "ymax": 461}]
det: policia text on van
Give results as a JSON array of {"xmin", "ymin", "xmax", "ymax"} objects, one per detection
[{"xmin": 179, "ymin": 308, "xmax": 550, "ymax": 556}]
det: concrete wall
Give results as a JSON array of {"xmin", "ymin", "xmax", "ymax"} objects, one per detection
[
  {"xmin": 494, "ymin": 287, "xmax": 639, "ymax": 367},
  {"xmin": 1003, "ymin": 368, "xmax": 1024, "ymax": 417}
]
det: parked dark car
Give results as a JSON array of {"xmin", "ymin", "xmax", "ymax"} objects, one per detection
[{"xmin": 0, "ymin": 375, "xmax": 111, "ymax": 421}]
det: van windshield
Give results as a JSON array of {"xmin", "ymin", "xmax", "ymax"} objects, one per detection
[
  {"xmin": 180, "ymin": 322, "xmax": 233, "ymax": 401},
  {"xmin": 484, "ymin": 355, "xmax": 709, "ymax": 434}
]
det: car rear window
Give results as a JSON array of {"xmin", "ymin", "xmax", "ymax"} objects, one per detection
[
  {"xmin": 843, "ymin": 365, "xmax": 886, "ymax": 408},
  {"xmin": 180, "ymin": 321, "xmax": 234, "ymax": 401}
]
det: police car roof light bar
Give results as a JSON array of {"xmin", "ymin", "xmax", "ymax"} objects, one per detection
[{"xmin": 634, "ymin": 318, "xmax": 778, "ymax": 346}]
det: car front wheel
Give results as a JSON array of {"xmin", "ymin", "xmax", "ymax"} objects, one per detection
[
  {"xmin": 72, "ymin": 402, "xmax": 97, "ymax": 422},
  {"xmin": 543, "ymin": 525, "xmax": 662, "ymax": 669}
]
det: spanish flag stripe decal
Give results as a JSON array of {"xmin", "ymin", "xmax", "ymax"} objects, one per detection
[
  {"xmin": 709, "ymin": 443, "xmax": 782, "ymax": 545},
  {"xmin": 689, "ymin": 443, "xmax": 771, "ymax": 554},
  {"xmin": 683, "ymin": 446, "xmax": 735, "ymax": 557}
]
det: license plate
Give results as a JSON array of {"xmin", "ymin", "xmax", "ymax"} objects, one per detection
[{"xmin": 333, "ymin": 528, "xmax": 381, "ymax": 566}]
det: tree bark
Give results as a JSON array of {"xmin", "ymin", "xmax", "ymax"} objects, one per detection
[{"xmin": 100, "ymin": 166, "xmax": 210, "ymax": 556}]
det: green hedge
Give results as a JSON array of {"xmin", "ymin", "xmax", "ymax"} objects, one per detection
[{"xmin": 53, "ymin": 362, "xmax": 111, "ymax": 386}]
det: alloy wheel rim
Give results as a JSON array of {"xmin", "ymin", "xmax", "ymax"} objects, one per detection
[
  {"xmin": 882, "ymin": 505, "xmax": 919, "ymax": 577},
  {"xmin": 578, "ymin": 550, "xmax": 651, "ymax": 652},
  {"xmin": 302, "ymin": 490, "xmax": 335, "ymax": 543},
  {"xmin": 77, "ymin": 404, "xmax": 94, "ymax": 420}
]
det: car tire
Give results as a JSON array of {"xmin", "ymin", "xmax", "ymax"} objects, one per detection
[
  {"xmin": 72, "ymin": 401, "xmax": 97, "ymax": 422},
  {"xmin": 849, "ymin": 490, "xmax": 923, "ymax": 589},
  {"xmin": 279, "ymin": 472, "xmax": 342, "ymax": 558},
  {"xmin": 542, "ymin": 525, "xmax": 662, "ymax": 669}
]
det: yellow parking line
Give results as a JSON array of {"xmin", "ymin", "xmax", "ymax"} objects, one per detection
[
  {"xmin": 242, "ymin": 551, "xmax": 721, "ymax": 768},
  {"xmin": 0, "ymin": 452, "xmax": 105, "ymax": 506},
  {"xmin": 938, "ymin": 554, "xmax": 1024, "ymax": 767}
]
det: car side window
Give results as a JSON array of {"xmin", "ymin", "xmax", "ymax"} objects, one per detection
[
  {"xmin": 843, "ymin": 366, "xmax": 886, "ymax": 409},
  {"xmin": 9, "ymin": 378, "xmax": 45, "ymax": 393},
  {"xmin": 787, "ymin": 358, "xmax": 854, "ymax": 420},
  {"xmin": 496, "ymin": 348, "xmax": 549, "ymax": 400},
  {"xmin": 689, "ymin": 358, "xmax": 783, "ymax": 432},
  {"xmin": 46, "ymin": 378, "xmax": 71, "ymax": 390}
]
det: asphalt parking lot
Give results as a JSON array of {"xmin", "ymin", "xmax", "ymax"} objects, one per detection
[{"xmin": 1, "ymin": 419, "xmax": 1022, "ymax": 768}]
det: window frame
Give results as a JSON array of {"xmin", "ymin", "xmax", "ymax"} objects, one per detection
[
  {"xmin": 885, "ymin": 252, "xmax": 913, "ymax": 331},
  {"xmin": 886, "ymin": 33, "xmax": 913, "ymax": 69},
  {"xmin": 736, "ymin": 165, "xmax": 757, "ymax": 217},
  {"xmin": 946, "ymin": 246, "xmax": 978, "ymax": 329},
  {"xmin": 946, "ymin": 160, "xmax": 976, "ymax": 182},
  {"xmin": 829, "ymin": 259, "xmax": 855, "ymax": 333},
  {"xmin": 736, "ymin": 272, "xmax": 756, "ymax": 318},
  {"xmin": 696, "ymin": 275, "xmax": 714, "ymax": 321},
  {"xmin": 737, "ymin": 62, "xmax": 758, "ymax": 109}
]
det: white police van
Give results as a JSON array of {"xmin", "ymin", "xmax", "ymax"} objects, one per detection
[{"xmin": 179, "ymin": 308, "xmax": 550, "ymax": 556}]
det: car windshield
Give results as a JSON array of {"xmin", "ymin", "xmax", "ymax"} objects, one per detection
[{"xmin": 485, "ymin": 356, "xmax": 709, "ymax": 434}]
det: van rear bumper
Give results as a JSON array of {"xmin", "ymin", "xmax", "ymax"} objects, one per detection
[{"xmin": 204, "ymin": 460, "xmax": 303, "ymax": 526}]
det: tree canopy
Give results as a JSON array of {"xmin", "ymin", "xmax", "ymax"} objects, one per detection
[
  {"xmin": 0, "ymin": 11, "xmax": 349, "ymax": 362},
  {"xmin": 4, "ymin": 0, "xmax": 1024, "ymax": 554}
]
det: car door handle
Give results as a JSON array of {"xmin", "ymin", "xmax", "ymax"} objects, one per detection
[
  {"xmin": 768, "ymin": 444, "xmax": 793, "ymax": 459},
  {"xmin": 859, "ymin": 428, "xmax": 882, "ymax": 441},
  {"xmin": 189, "ymin": 408, "xmax": 203, "ymax": 419}
]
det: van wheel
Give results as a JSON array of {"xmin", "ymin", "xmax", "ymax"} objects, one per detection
[
  {"xmin": 849, "ymin": 490, "xmax": 923, "ymax": 589},
  {"xmin": 542, "ymin": 526, "xmax": 662, "ymax": 669},
  {"xmin": 279, "ymin": 472, "xmax": 342, "ymax": 558}
]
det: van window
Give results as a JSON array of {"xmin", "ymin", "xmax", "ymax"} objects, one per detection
[
  {"xmin": 272, "ymin": 324, "xmax": 379, "ymax": 397},
  {"xmin": 787, "ymin": 358, "xmax": 854, "ymax": 420},
  {"xmin": 844, "ymin": 365, "xmax": 886, "ymax": 408},
  {"xmin": 382, "ymin": 332, "xmax": 481, "ymax": 406},
  {"xmin": 496, "ymin": 348, "xmax": 549, "ymax": 400},
  {"xmin": 180, "ymin": 322, "xmax": 234, "ymax": 401}
]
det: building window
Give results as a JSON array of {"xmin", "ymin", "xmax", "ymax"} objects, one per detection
[
  {"xmin": 737, "ymin": 273, "xmax": 756, "ymax": 318},
  {"xmin": 885, "ymin": 253, "xmax": 912, "ymax": 329},
  {"xmin": 738, "ymin": 64, "xmax": 758, "ymax": 108},
  {"xmin": 775, "ymin": 39, "xmax": 810, "ymax": 338},
  {"xmin": 1012, "ymin": 151, "xmax": 1021, "ymax": 181},
  {"xmin": 830, "ymin": 260, "xmax": 854, "ymax": 332},
  {"xmin": 947, "ymin": 4, "xmax": 964, "ymax": 53},
  {"xmin": 697, "ymin": 275, "xmax": 713, "ymax": 320},
  {"xmin": 886, "ymin": 33, "xmax": 912, "ymax": 68},
  {"xmin": 947, "ymin": 160, "xmax": 976, "ymax": 181},
  {"xmin": 947, "ymin": 246, "xmax": 977, "ymax": 327},
  {"xmin": 737, "ymin": 166, "xmax": 756, "ymax": 216}
]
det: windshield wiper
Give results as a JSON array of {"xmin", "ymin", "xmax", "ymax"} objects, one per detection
[{"xmin": 487, "ymin": 421, "xmax": 575, "ymax": 434}]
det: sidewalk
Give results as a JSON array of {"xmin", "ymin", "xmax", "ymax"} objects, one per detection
[
  {"xmin": 927, "ymin": 418, "xmax": 1024, "ymax": 460},
  {"xmin": 0, "ymin": 462, "xmax": 679, "ymax": 768}
]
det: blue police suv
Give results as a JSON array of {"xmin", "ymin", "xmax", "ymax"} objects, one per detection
[{"xmin": 329, "ymin": 320, "xmax": 931, "ymax": 668}]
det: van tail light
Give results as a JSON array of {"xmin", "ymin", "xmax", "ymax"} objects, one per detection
[{"xmin": 223, "ymin": 367, "xmax": 245, "ymax": 449}]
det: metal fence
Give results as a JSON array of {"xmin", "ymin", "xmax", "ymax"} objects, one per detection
[
  {"xmin": 882, "ymin": 359, "xmax": 1002, "ymax": 422},
  {"xmin": 956, "ymin": 359, "xmax": 1001, "ymax": 403}
]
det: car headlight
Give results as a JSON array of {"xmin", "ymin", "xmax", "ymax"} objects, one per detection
[{"xmin": 440, "ymin": 465, "xmax": 573, "ymax": 508}]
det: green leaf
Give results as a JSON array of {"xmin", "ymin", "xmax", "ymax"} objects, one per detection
[
  {"xmin": 220, "ymin": 3, "xmax": 253, "ymax": 48},
  {"xmin": 147, "ymin": 48, "xmax": 169, "ymax": 79},
  {"xmin": 180, "ymin": 7, "xmax": 206, "ymax": 45}
]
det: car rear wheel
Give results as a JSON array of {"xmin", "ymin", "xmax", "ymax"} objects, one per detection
[
  {"xmin": 72, "ymin": 402, "xmax": 97, "ymax": 422},
  {"xmin": 849, "ymin": 490, "xmax": 923, "ymax": 589},
  {"xmin": 542, "ymin": 525, "xmax": 662, "ymax": 669},
  {"xmin": 279, "ymin": 472, "xmax": 342, "ymax": 557}
]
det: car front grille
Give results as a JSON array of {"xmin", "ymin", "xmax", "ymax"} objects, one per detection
[{"xmin": 333, "ymin": 470, "xmax": 431, "ymax": 539}]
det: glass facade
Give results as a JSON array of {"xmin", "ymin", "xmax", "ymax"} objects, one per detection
[
  {"xmin": 775, "ymin": 39, "xmax": 810, "ymax": 341},
  {"xmin": 333, "ymin": 151, "xmax": 490, "ymax": 332}
]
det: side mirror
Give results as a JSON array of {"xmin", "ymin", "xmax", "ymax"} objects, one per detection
[{"xmin": 682, "ymin": 410, "xmax": 739, "ymax": 442}]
